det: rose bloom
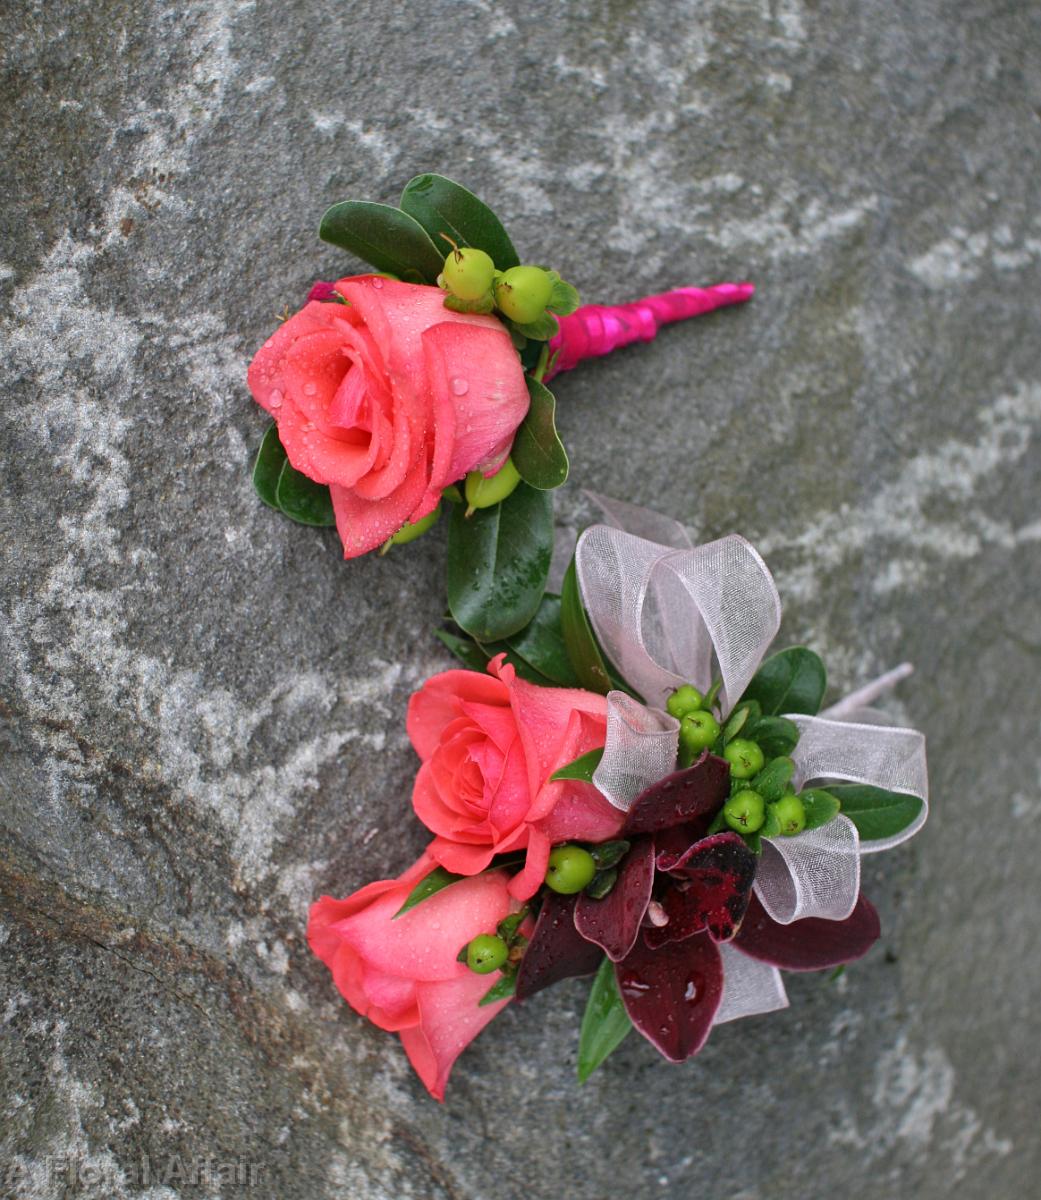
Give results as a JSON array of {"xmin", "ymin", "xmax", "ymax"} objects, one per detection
[
  {"xmin": 247, "ymin": 276, "xmax": 530, "ymax": 558},
  {"xmin": 406, "ymin": 655, "xmax": 625, "ymax": 899},
  {"xmin": 308, "ymin": 852, "xmax": 522, "ymax": 1100}
]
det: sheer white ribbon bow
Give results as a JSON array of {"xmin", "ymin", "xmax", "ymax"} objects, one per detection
[{"xmin": 574, "ymin": 499, "xmax": 928, "ymax": 1023}]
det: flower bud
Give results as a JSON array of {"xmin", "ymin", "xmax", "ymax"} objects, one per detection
[
  {"xmin": 442, "ymin": 247, "xmax": 496, "ymax": 302},
  {"xmin": 544, "ymin": 844, "xmax": 597, "ymax": 894},
  {"xmin": 769, "ymin": 792, "xmax": 807, "ymax": 837},
  {"xmin": 464, "ymin": 458, "xmax": 522, "ymax": 513},
  {"xmin": 387, "ymin": 504, "xmax": 441, "ymax": 547},
  {"xmin": 494, "ymin": 265, "xmax": 554, "ymax": 324},
  {"xmin": 724, "ymin": 737, "xmax": 765, "ymax": 780},
  {"xmin": 666, "ymin": 684, "xmax": 705, "ymax": 719},
  {"xmin": 466, "ymin": 933, "xmax": 509, "ymax": 974},
  {"xmin": 724, "ymin": 789, "xmax": 766, "ymax": 833}
]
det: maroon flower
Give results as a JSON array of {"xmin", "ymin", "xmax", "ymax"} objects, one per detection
[{"xmin": 516, "ymin": 753, "xmax": 881, "ymax": 1063}]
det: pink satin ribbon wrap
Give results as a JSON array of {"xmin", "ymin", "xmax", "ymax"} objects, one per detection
[{"xmin": 545, "ymin": 283, "xmax": 755, "ymax": 381}]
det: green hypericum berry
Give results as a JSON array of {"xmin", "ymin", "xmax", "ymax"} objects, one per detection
[
  {"xmin": 464, "ymin": 458, "xmax": 521, "ymax": 513},
  {"xmin": 680, "ymin": 710, "xmax": 721, "ymax": 755},
  {"xmin": 442, "ymin": 247, "xmax": 496, "ymax": 301},
  {"xmin": 494, "ymin": 265, "xmax": 554, "ymax": 324},
  {"xmin": 387, "ymin": 504, "xmax": 441, "ymax": 546},
  {"xmin": 724, "ymin": 789, "xmax": 766, "ymax": 833},
  {"xmin": 770, "ymin": 792, "xmax": 807, "ymax": 836},
  {"xmin": 724, "ymin": 737, "xmax": 766, "ymax": 780},
  {"xmin": 666, "ymin": 684, "xmax": 705, "ymax": 719},
  {"xmin": 466, "ymin": 934, "xmax": 509, "ymax": 974},
  {"xmin": 544, "ymin": 844, "xmax": 597, "ymax": 894}
]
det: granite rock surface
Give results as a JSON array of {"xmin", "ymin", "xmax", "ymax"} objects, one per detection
[{"xmin": 2, "ymin": 1, "xmax": 1040, "ymax": 1197}]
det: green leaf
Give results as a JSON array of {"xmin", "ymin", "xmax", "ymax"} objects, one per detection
[
  {"xmin": 547, "ymin": 277, "xmax": 580, "ymax": 316},
  {"xmin": 512, "ymin": 377, "xmax": 569, "ymax": 491},
  {"xmin": 589, "ymin": 840, "xmax": 630, "ymax": 870},
  {"xmin": 318, "ymin": 201, "xmax": 444, "ymax": 283},
  {"xmin": 723, "ymin": 700, "xmax": 760, "ymax": 744},
  {"xmin": 434, "ymin": 628, "xmax": 490, "ymax": 672},
  {"xmin": 511, "ymin": 312, "xmax": 560, "ymax": 341},
  {"xmin": 252, "ymin": 422, "xmax": 287, "ymax": 509},
  {"xmin": 274, "ymin": 460, "xmax": 336, "ymax": 527},
  {"xmin": 751, "ymin": 756, "xmax": 795, "ymax": 802},
  {"xmin": 827, "ymin": 784, "xmax": 925, "ymax": 842},
  {"xmin": 761, "ymin": 806, "xmax": 782, "ymax": 838},
  {"xmin": 550, "ymin": 746, "xmax": 605, "ymax": 783},
  {"xmin": 561, "ymin": 556, "xmax": 613, "ymax": 694},
  {"xmin": 799, "ymin": 788, "xmax": 841, "ymax": 831},
  {"xmin": 392, "ymin": 867, "xmax": 464, "ymax": 919},
  {"xmin": 504, "ymin": 594, "xmax": 581, "ymax": 686},
  {"xmin": 577, "ymin": 958, "xmax": 632, "ymax": 1083},
  {"xmin": 446, "ymin": 483, "xmax": 553, "ymax": 642},
  {"xmin": 750, "ymin": 715, "xmax": 800, "ymax": 758},
  {"xmin": 479, "ymin": 973, "xmax": 518, "ymax": 1007},
  {"xmin": 742, "ymin": 647, "xmax": 827, "ymax": 716},
  {"xmin": 400, "ymin": 173, "xmax": 520, "ymax": 270}
]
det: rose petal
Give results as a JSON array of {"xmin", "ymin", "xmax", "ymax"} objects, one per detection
[
  {"xmin": 400, "ymin": 967, "xmax": 513, "ymax": 1101},
  {"xmin": 329, "ymin": 461, "xmax": 430, "ymax": 559},
  {"xmin": 421, "ymin": 320, "xmax": 532, "ymax": 484},
  {"xmin": 336, "ymin": 868, "xmax": 511, "ymax": 981},
  {"xmin": 621, "ymin": 753, "xmax": 730, "ymax": 836},
  {"xmin": 514, "ymin": 891, "xmax": 604, "ymax": 1001},
  {"xmin": 733, "ymin": 891, "xmax": 881, "ymax": 971},
  {"xmin": 407, "ymin": 668, "xmax": 510, "ymax": 762},
  {"xmin": 505, "ymin": 825, "xmax": 551, "ymax": 902},
  {"xmin": 616, "ymin": 931, "xmax": 723, "ymax": 1062},
  {"xmin": 574, "ymin": 836, "xmax": 655, "ymax": 962}
]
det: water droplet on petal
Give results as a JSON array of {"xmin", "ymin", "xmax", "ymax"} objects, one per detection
[
  {"xmin": 450, "ymin": 377, "xmax": 469, "ymax": 396},
  {"xmin": 371, "ymin": 277, "xmax": 384, "ymax": 289},
  {"xmin": 269, "ymin": 389, "xmax": 283, "ymax": 409},
  {"xmin": 303, "ymin": 382, "xmax": 317, "ymax": 396}
]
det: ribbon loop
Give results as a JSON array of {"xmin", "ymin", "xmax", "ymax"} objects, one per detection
[
  {"xmin": 755, "ymin": 814, "xmax": 861, "ymax": 924},
  {"xmin": 593, "ymin": 691, "xmax": 679, "ymax": 812},
  {"xmin": 714, "ymin": 943, "xmax": 789, "ymax": 1024},
  {"xmin": 789, "ymin": 714, "xmax": 929, "ymax": 852},
  {"xmin": 575, "ymin": 526, "xmax": 781, "ymax": 711}
]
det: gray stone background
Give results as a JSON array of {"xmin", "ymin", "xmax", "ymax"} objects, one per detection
[{"xmin": 2, "ymin": 1, "xmax": 1039, "ymax": 1197}]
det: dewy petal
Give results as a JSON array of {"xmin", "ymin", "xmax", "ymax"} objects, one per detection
[
  {"xmin": 621, "ymin": 753, "xmax": 730, "ymax": 836},
  {"xmin": 330, "ymin": 461, "xmax": 430, "ymax": 560},
  {"xmin": 337, "ymin": 868, "xmax": 511, "ymax": 982},
  {"xmin": 574, "ymin": 837, "xmax": 655, "ymax": 962},
  {"xmin": 754, "ymin": 814, "xmax": 861, "ymax": 924},
  {"xmin": 733, "ymin": 891, "xmax": 881, "ymax": 972},
  {"xmin": 713, "ymin": 944, "xmax": 789, "ymax": 1025},
  {"xmin": 592, "ymin": 691, "xmax": 680, "ymax": 813},
  {"xmin": 649, "ymin": 831, "xmax": 757, "ymax": 944},
  {"xmin": 400, "ymin": 967, "xmax": 513, "ymax": 1102},
  {"xmin": 616, "ymin": 931, "xmax": 723, "ymax": 1063},
  {"xmin": 406, "ymin": 667, "xmax": 510, "ymax": 762},
  {"xmin": 514, "ymin": 891, "xmax": 604, "ymax": 1001},
  {"xmin": 421, "ymin": 320, "xmax": 531, "ymax": 485}
]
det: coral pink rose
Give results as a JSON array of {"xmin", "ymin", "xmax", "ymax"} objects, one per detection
[
  {"xmin": 308, "ymin": 852, "xmax": 523, "ymax": 1101},
  {"xmin": 248, "ymin": 276, "xmax": 530, "ymax": 558},
  {"xmin": 406, "ymin": 655, "xmax": 625, "ymax": 900}
]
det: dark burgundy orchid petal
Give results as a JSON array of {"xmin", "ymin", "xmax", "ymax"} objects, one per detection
[
  {"xmin": 574, "ymin": 837, "xmax": 655, "ymax": 962},
  {"xmin": 621, "ymin": 753, "xmax": 730, "ymax": 836},
  {"xmin": 615, "ymin": 931, "xmax": 723, "ymax": 1062},
  {"xmin": 644, "ymin": 887, "xmax": 708, "ymax": 949},
  {"xmin": 514, "ymin": 891, "xmax": 604, "ymax": 1001},
  {"xmin": 734, "ymin": 891, "xmax": 881, "ymax": 972},
  {"xmin": 652, "ymin": 831, "xmax": 757, "ymax": 943}
]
